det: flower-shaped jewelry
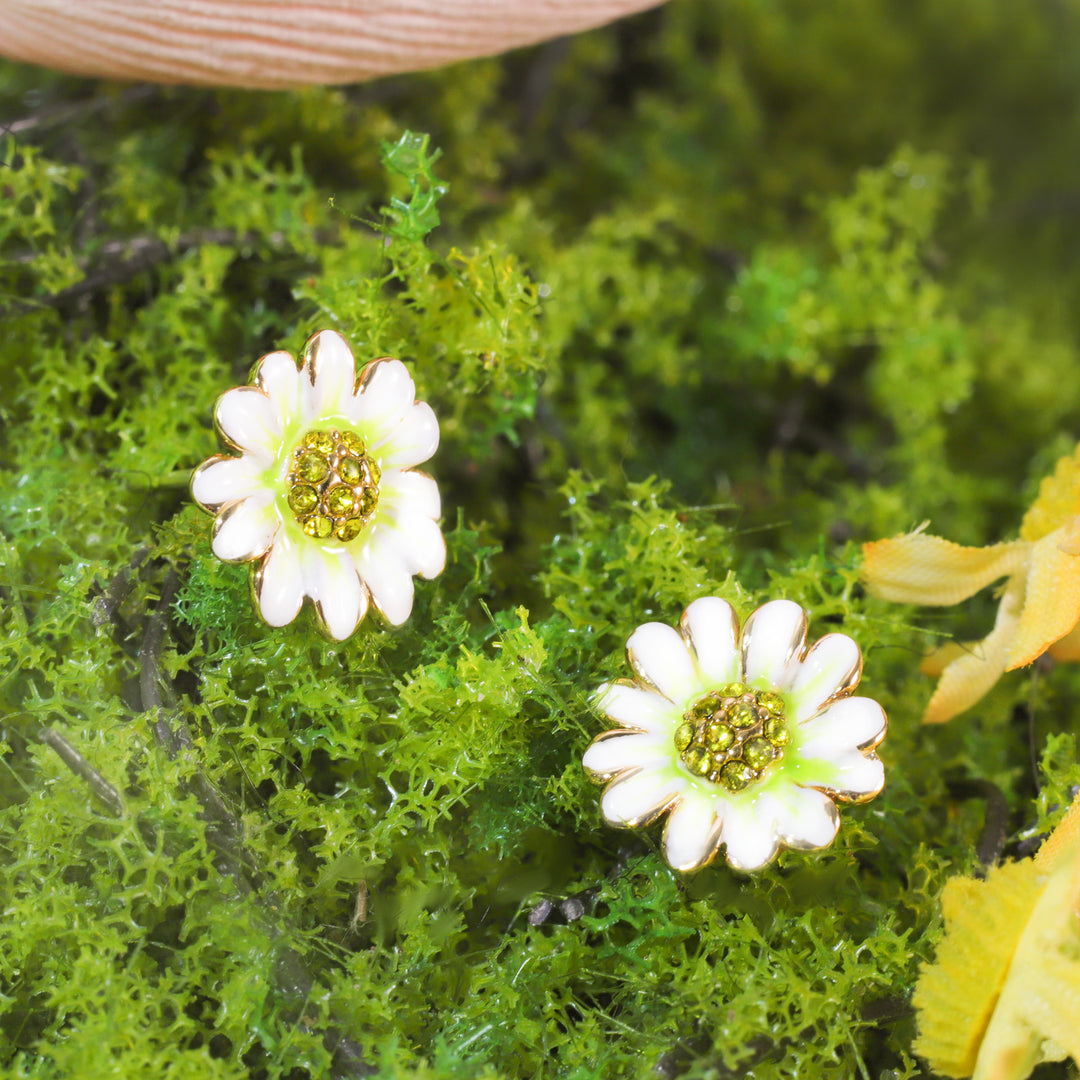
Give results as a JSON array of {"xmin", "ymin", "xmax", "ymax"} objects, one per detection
[
  {"xmin": 583, "ymin": 598, "xmax": 886, "ymax": 873},
  {"xmin": 192, "ymin": 330, "xmax": 445, "ymax": 640}
]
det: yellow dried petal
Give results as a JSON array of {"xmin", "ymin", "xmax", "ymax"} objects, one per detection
[
  {"xmin": 913, "ymin": 861, "xmax": 1043, "ymax": 1078},
  {"xmin": 922, "ymin": 577, "xmax": 1024, "ymax": 724},
  {"xmin": 1006, "ymin": 526, "xmax": 1080, "ymax": 670},
  {"xmin": 972, "ymin": 842, "xmax": 1080, "ymax": 1080},
  {"xmin": 920, "ymin": 641, "xmax": 974, "ymax": 678},
  {"xmin": 1019, "ymin": 444, "xmax": 1080, "ymax": 542},
  {"xmin": 862, "ymin": 531, "xmax": 1027, "ymax": 607},
  {"xmin": 1047, "ymin": 618, "xmax": 1080, "ymax": 662},
  {"xmin": 1036, "ymin": 794, "xmax": 1080, "ymax": 872},
  {"xmin": 916, "ymin": 806, "xmax": 1080, "ymax": 1080}
]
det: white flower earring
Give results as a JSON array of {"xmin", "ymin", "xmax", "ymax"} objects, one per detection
[
  {"xmin": 583, "ymin": 598, "xmax": 887, "ymax": 873},
  {"xmin": 191, "ymin": 330, "xmax": 445, "ymax": 640}
]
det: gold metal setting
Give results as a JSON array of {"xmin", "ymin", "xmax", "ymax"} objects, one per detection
[
  {"xmin": 675, "ymin": 683, "xmax": 790, "ymax": 793},
  {"xmin": 286, "ymin": 428, "xmax": 380, "ymax": 543}
]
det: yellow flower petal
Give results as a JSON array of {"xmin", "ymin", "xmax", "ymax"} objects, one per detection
[
  {"xmin": 1007, "ymin": 521, "xmax": 1080, "ymax": 669},
  {"xmin": 1047, "ymin": 618, "xmax": 1080, "ymax": 662},
  {"xmin": 1019, "ymin": 443, "xmax": 1080, "ymax": 542},
  {"xmin": 920, "ymin": 641, "xmax": 975, "ymax": 678},
  {"xmin": 862, "ymin": 531, "xmax": 1028, "ymax": 607},
  {"xmin": 971, "ymin": 839, "xmax": 1080, "ymax": 1080},
  {"xmin": 1035, "ymin": 793, "xmax": 1080, "ymax": 872},
  {"xmin": 913, "ymin": 860, "xmax": 1043, "ymax": 1078},
  {"xmin": 914, "ymin": 799, "xmax": 1080, "ymax": 1080},
  {"xmin": 922, "ymin": 578, "xmax": 1024, "ymax": 724}
]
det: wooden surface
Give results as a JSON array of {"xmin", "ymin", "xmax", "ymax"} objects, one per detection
[{"xmin": 0, "ymin": 0, "xmax": 666, "ymax": 88}]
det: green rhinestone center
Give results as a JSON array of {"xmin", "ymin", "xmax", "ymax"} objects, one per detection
[
  {"xmin": 286, "ymin": 428, "xmax": 380, "ymax": 543},
  {"xmin": 674, "ymin": 683, "xmax": 789, "ymax": 794}
]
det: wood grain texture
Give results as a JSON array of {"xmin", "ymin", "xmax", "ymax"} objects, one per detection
[{"xmin": 0, "ymin": 0, "xmax": 665, "ymax": 88}]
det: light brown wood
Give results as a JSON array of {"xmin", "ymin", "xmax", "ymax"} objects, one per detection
[{"xmin": 0, "ymin": 0, "xmax": 665, "ymax": 88}]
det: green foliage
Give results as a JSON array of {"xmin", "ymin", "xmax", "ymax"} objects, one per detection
[{"xmin": 4, "ymin": 1, "xmax": 1080, "ymax": 1077}]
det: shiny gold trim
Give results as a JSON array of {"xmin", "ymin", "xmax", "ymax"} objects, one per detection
[
  {"xmin": 311, "ymin": 569, "xmax": 369, "ymax": 640},
  {"xmin": 625, "ymin": 638, "xmax": 681, "ymax": 703},
  {"xmin": 601, "ymin": 772, "xmax": 681, "ymax": 829},
  {"xmin": 799, "ymin": 632, "xmax": 864, "ymax": 711},
  {"xmin": 212, "ymin": 385, "xmax": 276, "ymax": 455},
  {"xmin": 594, "ymin": 676, "xmax": 670, "ymax": 734},
  {"xmin": 678, "ymin": 598, "xmax": 741, "ymax": 679},
  {"xmin": 741, "ymin": 601, "xmax": 809, "ymax": 681},
  {"xmin": 189, "ymin": 453, "xmax": 240, "ymax": 514},
  {"xmin": 778, "ymin": 797, "xmax": 841, "ymax": 850},
  {"xmin": 808, "ymin": 750, "xmax": 886, "ymax": 805},
  {"xmin": 210, "ymin": 498, "xmax": 278, "ymax": 563},
  {"xmin": 251, "ymin": 348, "xmax": 300, "ymax": 391},
  {"xmin": 661, "ymin": 801, "xmax": 724, "ymax": 873},
  {"xmin": 857, "ymin": 702, "xmax": 888, "ymax": 752},
  {"xmin": 582, "ymin": 729, "xmax": 651, "ymax": 784},
  {"xmin": 723, "ymin": 833, "xmax": 781, "ymax": 875},
  {"xmin": 356, "ymin": 356, "xmax": 404, "ymax": 393}
]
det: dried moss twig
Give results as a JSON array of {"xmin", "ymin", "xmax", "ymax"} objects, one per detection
[
  {"xmin": 0, "ymin": 226, "xmax": 340, "ymax": 319},
  {"xmin": 91, "ymin": 544, "xmax": 152, "ymax": 628},
  {"xmin": 947, "ymin": 778, "xmax": 1011, "ymax": 868},
  {"xmin": 138, "ymin": 563, "xmax": 375, "ymax": 1078},
  {"xmin": 37, "ymin": 726, "xmax": 124, "ymax": 817}
]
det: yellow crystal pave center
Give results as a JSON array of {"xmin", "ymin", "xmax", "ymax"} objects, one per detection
[
  {"xmin": 674, "ymin": 684, "xmax": 789, "ymax": 793},
  {"xmin": 286, "ymin": 428, "xmax": 380, "ymax": 543}
]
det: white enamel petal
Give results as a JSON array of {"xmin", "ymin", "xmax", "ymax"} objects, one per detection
[
  {"xmin": 211, "ymin": 491, "xmax": 279, "ymax": 562},
  {"xmin": 788, "ymin": 633, "xmax": 863, "ymax": 722},
  {"xmin": 300, "ymin": 331, "xmax": 357, "ymax": 422},
  {"xmin": 742, "ymin": 599, "xmax": 809, "ymax": 690},
  {"xmin": 387, "ymin": 515, "xmax": 446, "ymax": 579},
  {"xmin": 348, "ymin": 358, "xmax": 417, "ymax": 436},
  {"xmin": 376, "ymin": 474, "xmax": 445, "ymax": 578},
  {"xmin": 379, "ymin": 469, "xmax": 441, "ymax": 521},
  {"xmin": 582, "ymin": 731, "xmax": 669, "ymax": 780},
  {"xmin": 254, "ymin": 530, "xmax": 304, "ymax": 627},
  {"xmin": 794, "ymin": 749, "xmax": 885, "ymax": 802},
  {"xmin": 215, "ymin": 387, "xmax": 281, "ymax": 461},
  {"xmin": 593, "ymin": 682, "xmax": 677, "ymax": 736},
  {"xmin": 353, "ymin": 534, "xmax": 416, "ymax": 626},
  {"xmin": 304, "ymin": 545, "xmax": 368, "ymax": 640},
  {"xmin": 720, "ymin": 793, "xmax": 782, "ymax": 872},
  {"xmin": 254, "ymin": 350, "xmax": 301, "ymax": 430},
  {"xmin": 191, "ymin": 455, "xmax": 265, "ymax": 512},
  {"xmin": 626, "ymin": 622, "xmax": 700, "ymax": 706},
  {"xmin": 662, "ymin": 790, "xmax": 724, "ymax": 872},
  {"xmin": 680, "ymin": 597, "xmax": 741, "ymax": 686},
  {"xmin": 773, "ymin": 785, "xmax": 841, "ymax": 851},
  {"xmin": 600, "ymin": 768, "xmax": 685, "ymax": 829},
  {"xmin": 375, "ymin": 402, "xmax": 440, "ymax": 469},
  {"xmin": 798, "ymin": 697, "xmax": 888, "ymax": 757}
]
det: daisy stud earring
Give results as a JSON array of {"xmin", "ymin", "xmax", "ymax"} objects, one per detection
[
  {"xmin": 583, "ymin": 598, "xmax": 887, "ymax": 873},
  {"xmin": 191, "ymin": 331, "xmax": 445, "ymax": 640}
]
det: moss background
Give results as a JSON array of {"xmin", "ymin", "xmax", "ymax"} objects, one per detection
[{"xmin": 3, "ymin": 1, "xmax": 1080, "ymax": 1076}]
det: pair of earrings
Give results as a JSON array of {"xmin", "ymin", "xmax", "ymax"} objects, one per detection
[{"xmin": 192, "ymin": 330, "xmax": 886, "ymax": 873}]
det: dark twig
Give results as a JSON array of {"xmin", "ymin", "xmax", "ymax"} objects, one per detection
[
  {"xmin": 2, "ymin": 228, "xmax": 303, "ymax": 320},
  {"xmin": 92, "ymin": 544, "xmax": 153, "ymax": 628},
  {"xmin": 946, "ymin": 778, "xmax": 1010, "ymax": 868},
  {"xmin": 138, "ymin": 563, "xmax": 374, "ymax": 1077},
  {"xmin": 37, "ymin": 726, "xmax": 124, "ymax": 817},
  {"xmin": 1027, "ymin": 667, "xmax": 1043, "ymax": 793},
  {"xmin": 141, "ymin": 569, "xmax": 258, "ymax": 885},
  {"xmin": 0, "ymin": 85, "xmax": 160, "ymax": 138}
]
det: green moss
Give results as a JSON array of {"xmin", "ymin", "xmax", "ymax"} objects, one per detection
[{"xmin": 4, "ymin": 2, "xmax": 1080, "ymax": 1076}]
